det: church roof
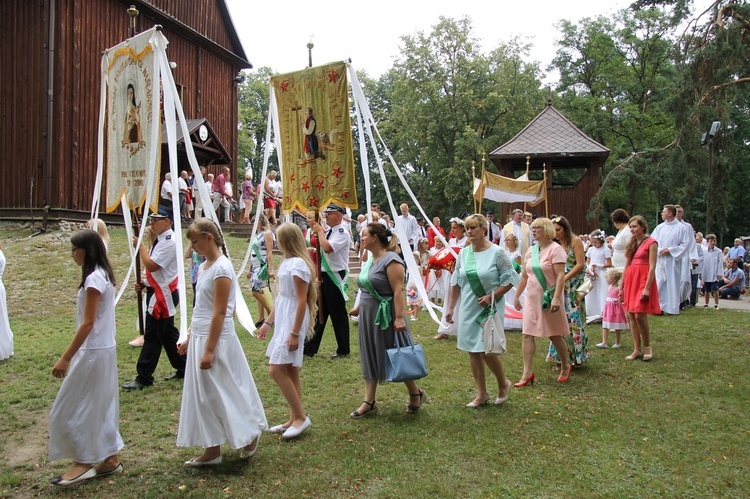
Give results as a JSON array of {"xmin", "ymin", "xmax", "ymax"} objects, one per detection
[{"xmin": 490, "ymin": 100, "xmax": 609, "ymax": 159}]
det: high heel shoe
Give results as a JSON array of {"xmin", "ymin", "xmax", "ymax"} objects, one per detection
[
  {"xmin": 513, "ymin": 372, "xmax": 535, "ymax": 388},
  {"xmin": 495, "ymin": 380, "xmax": 512, "ymax": 405},
  {"xmin": 557, "ymin": 365, "xmax": 571, "ymax": 383},
  {"xmin": 406, "ymin": 389, "xmax": 426, "ymax": 414},
  {"xmin": 625, "ymin": 350, "xmax": 643, "ymax": 361},
  {"xmin": 350, "ymin": 400, "xmax": 377, "ymax": 419},
  {"xmin": 642, "ymin": 347, "xmax": 653, "ymax": 361},
  {"xmin": 466, "ymin": 395, "xmax": 490, "ymax": 408}
]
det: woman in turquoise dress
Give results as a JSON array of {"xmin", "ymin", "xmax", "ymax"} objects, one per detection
[
  {"xmin": 547, "ymin": 216, "xmax": 589, "ymax": 366},
  {"xmin": 445, "ymin": 214, "xmax": 519, "ymax": 407}
]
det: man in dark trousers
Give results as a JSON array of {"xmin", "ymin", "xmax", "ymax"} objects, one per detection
[
  {"xmin": 122, "ymin": 211, "xmax": 186, "ymax": 390},
  {"xmin": 304, "ymin": 203, "xmax": 351, "ymax": 359}
]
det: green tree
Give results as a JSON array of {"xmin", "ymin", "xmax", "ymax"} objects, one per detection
[
  {"xmin": 374, "ymin": 16, "xmax": 544, "ymax": 221},
  {"xmin": 237, "ymin": 67, "xmax": 277, "ymax": 182}
]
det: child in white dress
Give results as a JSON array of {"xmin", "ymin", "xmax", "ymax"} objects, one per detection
[
  {"xmin": 48, "ymin": 229, "xmax": 123, "ymax": 486},
  {"xmin": 258, "ymin": 223, "xmax": 317, "ymax": 440},
  {"xmin": 585, "ymin": 230, "xmax": 612, "ymax": 319},
  {"xmin": 0, "ymin": 242, "xmax": 13, "ymax": 361},
  {"xmin": 177, "ymin": 219, "xmax": 267, "ymax": 465}
]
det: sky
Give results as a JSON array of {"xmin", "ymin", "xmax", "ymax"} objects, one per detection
[{"xmin": 224, "ymin": 0, "xmax": 713, "ymax": 82}]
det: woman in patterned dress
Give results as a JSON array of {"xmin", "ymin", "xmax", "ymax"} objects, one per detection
[{"xmin": 547, "ymin": 216, "xmax": 589, "ymax": 367}]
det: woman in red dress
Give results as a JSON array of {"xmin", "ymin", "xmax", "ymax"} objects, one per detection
[{"xmin": 619, "ymin": 216, "xmax": 660, "ymax": 361}]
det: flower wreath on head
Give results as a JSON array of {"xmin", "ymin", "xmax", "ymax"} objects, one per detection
[
  {"xmin": 591, "ymin": 230, "xmax": 606, "ymax": 241},
  {"xmin": 449, "ymin": 217, "xmax": 465, "ymax": 226}
]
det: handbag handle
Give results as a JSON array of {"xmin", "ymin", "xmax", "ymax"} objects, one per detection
[{"xmin": 393, "ymin": 331, "xmax": 416, "ymax": 354}]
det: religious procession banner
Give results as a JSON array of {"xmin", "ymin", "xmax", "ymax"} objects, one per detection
[
  {"xmin": 473, "ymin": 168, "xmax": 547, "ymax": 206},
  {"xmin": 270, "ymin": 62, "xmax": 357, "ymax": 213},
  {"xmin": 103, "ymin": 30, "xmax": 161, "ymax": 213}
]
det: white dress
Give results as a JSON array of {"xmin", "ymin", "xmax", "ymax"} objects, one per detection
[
  {"xmin": 503, "ymin": 249, "xmax": 524, "ymax": 330},
  {"xmin": 585, "ymin": 245, "xmax": 611, "ymax": 318},
  {"xmin": 611, "ymin": 226, "xmax": 631, "ymax": 271},
  {"xmin": 48, "ymin": 267, "xmax": 124, "ymax": 462},
  {"xmin": 177, "ymin": 256, "xmax": 267, "ymax": 449},
  {"xmin": 265, "ymin": 257, "xmax": 311, "ymax": 367},
  {"xmin": 0, "ymin": 251, "xmax": 13, "ymax": 360},
  {"xmin": 427, "ymin": 248, "xmax": 450, "ymax": 302},
  {"xmin": 436, "ymin": 236, "xmax": 468, "ymax": 336}
]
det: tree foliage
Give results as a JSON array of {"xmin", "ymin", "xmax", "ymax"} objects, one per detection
[{"xmin": 237, "ymin": 67, "xmax": 277, "ymax": 182}]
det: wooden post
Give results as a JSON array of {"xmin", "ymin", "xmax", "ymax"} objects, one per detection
[{"xmin": 133, "ymin": 208, "xmax": 145, "ymax": 338}]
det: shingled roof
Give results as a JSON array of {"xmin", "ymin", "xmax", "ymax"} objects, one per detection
[{"xmin": 490, "ymin": 100, "xmax": 609, "ymax": 158}]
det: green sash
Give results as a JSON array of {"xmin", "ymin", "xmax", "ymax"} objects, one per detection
[
  {"xmin": 252, "ymin": 239, "xmax": 268, "ymax": 281},
  {"xmin": 531, "ymin": 245, "xmax": 555, "ymax": 311},
  {"xmin": 463, "ymin": 246, "xmax": 494, "ymax": 325},
  {"xmin": 358, "ymin": 257, "xmax": 392, "ymax": 329},
  {"xmin": 320, "ymin": 249, "xmax": 349, "ymax": 301}
]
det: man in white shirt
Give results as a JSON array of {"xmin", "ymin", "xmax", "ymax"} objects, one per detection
[
  {"xmin": 399, "ymin": 203, "xmax": 420, "ymax": 251},
  {"xmin": 503, "ymin": 208, "xmax": 532, "ymax": 256},
  {"xmin": 651, "ymin": 204, "xmax": 689, "ymax": 314},
  {"xmin": 304, "ymin": 203, "xmax": 352, "ymax": 359},
  {"xmin": 416, "ymin": 217, "xmax": 428, "ymax": 241},
  {"xmin": 159, "ymin": 172, "xmax": 173, "ymax": 215},
  {"xmin": 178, "ymin": 170, "xmax": 189, "ymax": 222},
  {"xmin": 485, "ymin": 210, "xmax": 501, "ymax": 245},
  {"xmin": 123, "ymin": 211, "xmax": 186, "ymax": 390}
]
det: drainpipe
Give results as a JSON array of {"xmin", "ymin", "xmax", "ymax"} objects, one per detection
[{"xmin": 45, "ymin": 0, "xmax": 56, "ymax": 209}]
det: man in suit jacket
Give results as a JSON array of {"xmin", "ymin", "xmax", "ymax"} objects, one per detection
[{"xmin": 503, "ymin": 208, "xmax": 532, "ymax": 256}]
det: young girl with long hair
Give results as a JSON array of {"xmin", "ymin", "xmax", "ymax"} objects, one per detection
[
  {"xmin": 177, "ymin": 219, "xmax": 267, "ymax": 465},
  {"xmin": 48, "ymin": 229, "xmax": 123, "ymax": 486},
  {"xmin": 258, "ymin": 223, "xmax": 318, "ymax": 439}
]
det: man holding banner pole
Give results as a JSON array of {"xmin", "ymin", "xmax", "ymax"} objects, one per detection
[{"xmin": 303, "ymin": 203, "xmax": 351, "ymax": 359}]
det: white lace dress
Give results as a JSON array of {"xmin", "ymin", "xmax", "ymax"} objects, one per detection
[{"xmin": 265, "ymin": 257, "xmax": 311, "ymax": 367}]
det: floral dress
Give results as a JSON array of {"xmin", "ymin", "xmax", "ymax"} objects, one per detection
[{"xmin": 547, "ymin": 245, "xmax": 589, "ymax": 366}]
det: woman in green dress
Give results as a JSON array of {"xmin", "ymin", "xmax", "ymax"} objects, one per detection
[{"xmin": 445, "ymin": 214, "xmax": 519, "ymax": 407}]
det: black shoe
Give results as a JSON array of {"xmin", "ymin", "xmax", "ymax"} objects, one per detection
[
  {"xmin": 330, "ymin": 353, "xmax": 349, "ymax": 359},
  {"xmin": 122, "ymin": 380, "xmax": 148, "ymax": 391},
  {"xmin": 164, "ymin": 372, "xmax": 184, "ymax": 381}
]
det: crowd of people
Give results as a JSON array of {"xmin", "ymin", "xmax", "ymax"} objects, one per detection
[{"xmin": 1, "ymin": 196, "xmax": 748, "ymax": 487}]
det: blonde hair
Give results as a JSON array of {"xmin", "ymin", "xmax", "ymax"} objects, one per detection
[
  {"xmin": 186, "ymin": 218, "xmax": 228, "ymax": 257},
  {"xmin": 530, "ymin": 217, "xmax": 555, "ymax": 239},
  {"xmin": 87, "ymin": 218, "xmax": 110, "ymax": 244},
  {"xmin": 605, "ymin": 268, "xmax": 623, "ymax": 286},
  {"xmin": 275, "ymin": 223, "xmax": 318, "ymax": 335}
]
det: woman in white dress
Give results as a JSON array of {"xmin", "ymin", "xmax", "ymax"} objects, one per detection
[
  {"xmin": 434, "ymin": 217, "xmax": 468, "ymax": 340},
  {"xmin": 503, "ymin": 233, "xmax": 524, "ymax": 330},
  {"xmin": 257, "ymin": 223, "xmax": 317, "ymax": 440},
  {"xmin": 48, "ymin": 229, "xmax": 123, "ymax": 486},
  {"xmin": 610, "ymin": 209, "xmax": 632, "ymax": 271},
  {"xmin": 0, "ymin": 242, "xmax": 13, "ymax": 361},
  {"xmin": 177, "ymin": 219, "xmax": 267, "ymax": 465},
  {"xmin": 584, "ymin": 230, "xmax": 612, "ymax": 319}
]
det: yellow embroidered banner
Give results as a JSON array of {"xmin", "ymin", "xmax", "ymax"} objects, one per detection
[
  {"xmin": 104, "ymin": 30, "xmax": 161, "ymax": 213},
  {"xmin": 270, "ymin": 62, "xmax": 357, "ymax": 213}
]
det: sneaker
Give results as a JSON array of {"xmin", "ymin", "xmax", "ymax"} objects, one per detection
[
  {"xmin": 410, "ymin": 317, "xmax": 418, "ymax": 322},
  {"xmin": 612, "ymin": 343, "xmax": 621, "ymax": 349},
  {"xmin": 714, "ymin": 305, "xmax": 719, "ymax": 309},
  {"xmin": 595, "ymin": 342, "xmax": 609, "ymax": 349}
]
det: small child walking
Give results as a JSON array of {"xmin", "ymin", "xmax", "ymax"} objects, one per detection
[{"xmin": 598, "ymin": 268, "xmax": 628, "ymax": 349}]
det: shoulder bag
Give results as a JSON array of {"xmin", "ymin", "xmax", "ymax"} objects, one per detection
[{"xmin": 385, "ymin": 331, "xmax": 428, "ymax": 382}]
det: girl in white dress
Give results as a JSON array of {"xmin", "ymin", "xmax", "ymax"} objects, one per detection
[
  {"xmin": 584, "ymin": 230, "xmax": 612, "ymax": 319},
  {"xmin": 178, "ymin": 219, "xmax": 267, "ymax": 465},
  {"xmin": 503, "ymin": 233, "xmax": 524, "ymax": 330},
  {"xmin": 48, "ymin": 229, "xmax": 123, "ymax": 486},
  {"xmin": 0, "ymin": 242, "xmax": 13, "ymax": 361},
  {"xmin": 257, "ymin": 223, "xmax": 317, "ymax": 440},
  {"xmin": 434, "ymin": 218, "xmax": 468, "ymax": 340}
]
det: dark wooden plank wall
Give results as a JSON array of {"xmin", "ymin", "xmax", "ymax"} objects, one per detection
[
  {"xmin": 0, "ymin": 1, "xmax": 50, "ymax": 209},
  {"xmin": 0, "ymin": 0, "xmax": 241, "ymax": 214},
  {"xmin": 151, "ymin": 0, "xmax": 234, "ymax": 52}
]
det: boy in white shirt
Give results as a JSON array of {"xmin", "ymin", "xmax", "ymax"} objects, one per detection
[{"xmin": 702, "ymin": 234, "xmax": 723, "ymax": 309}]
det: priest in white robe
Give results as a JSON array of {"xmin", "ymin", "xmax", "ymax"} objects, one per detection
[{"xmin": 651, "ymin": 205, "xmax": 689, "ymax": 315}]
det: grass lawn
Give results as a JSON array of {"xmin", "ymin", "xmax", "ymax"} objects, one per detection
[{"xmin": 0, "ymin": 224, "xmax": 748, "ymax": 498}]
